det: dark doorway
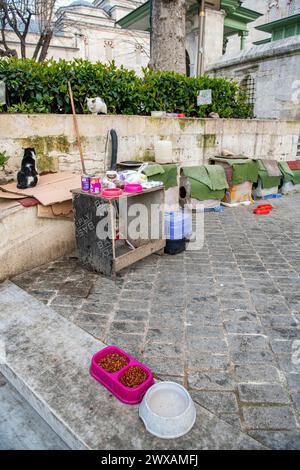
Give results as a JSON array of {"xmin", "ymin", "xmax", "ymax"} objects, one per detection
[{"xmin": 186, "ymin": 50, "xmax": 191, "ymax": 77}]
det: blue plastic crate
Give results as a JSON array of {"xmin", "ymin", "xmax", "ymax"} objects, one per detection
[{"xmin": 165, "ymin": 209, "xmax": 192, "ymax": 240}]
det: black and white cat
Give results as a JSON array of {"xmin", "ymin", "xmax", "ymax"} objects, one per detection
[{"xmin": 17, "ymin": 148, "xmax": 39, "ymax": 189}]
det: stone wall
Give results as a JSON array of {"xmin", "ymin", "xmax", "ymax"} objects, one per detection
[
  {"xmin": 208, "ymin": 36, "xmax": 300, "ymax": 120},
  {"xmin": 0, "ymin": 114, "xmax": 299, "ymax": 177}
]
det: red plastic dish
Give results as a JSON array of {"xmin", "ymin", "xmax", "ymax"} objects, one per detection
[
  {"xmin": 254, "ymin": 208, "xmax": 271, "ymax": 215},
  {"xmin": 253, "ymin": 204, "xmax": 273, "ymax": 215},
  {"xmin": 257, "ymin": 204, "xmax": 273, "ymax": 210},
  {"xmin": 124, "ymin": 184, "xmax": 143, "ymax": 193},
  {"xmin": 102, "ymin": 188, "xmax": 123, "ymax": 198},
  {"xmin": 90, "ymin": 346, "xmax": 154, "ymax": 405}
]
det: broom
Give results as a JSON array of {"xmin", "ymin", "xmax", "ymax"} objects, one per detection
[{"xmin": 68, "ymin": 81, "xmax": 86, "ymax": 175}]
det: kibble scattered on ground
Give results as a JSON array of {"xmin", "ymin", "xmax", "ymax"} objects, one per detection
[{"xmin": 13, "ymin": 193, "xmax": 300, "ymax": 450}]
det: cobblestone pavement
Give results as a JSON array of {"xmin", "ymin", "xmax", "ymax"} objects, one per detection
[{"xmin": 13, "ymin": 193, "xmax": 300, "ymax": 450}]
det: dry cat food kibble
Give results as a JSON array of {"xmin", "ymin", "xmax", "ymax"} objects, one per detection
[
  {"xmin": 120, "ymin": 366, "xmax": 148, "ymax": 388},
  {"xmin": 97, "ymin": 353, "xmax": 129, "ymax": 373}
]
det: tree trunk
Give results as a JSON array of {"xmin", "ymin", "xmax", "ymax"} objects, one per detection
[
  {"xmin": 20, "ymin": 39, "xmax": 26, "ymax": 59},
  {"xmin": 38, "ymin": 30, "xmax": 53, "ymax": 62},
  {"xmin": 150, "ymin": 0, "xmax": 186, "ymax": 74},
  {"xmin": 32, "ymin": 33, "xmax": 44, "ymax": 61}
]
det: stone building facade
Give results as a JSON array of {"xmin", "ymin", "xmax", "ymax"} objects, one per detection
[
  {"xmin": 226, "ymin": 0, "xmax": 300, "ymax": 54},
  {"xmin": 208, "ymin": 35, "xmax": 300, "ymax": 120},
  {"xmin": 3, "ymin": 1, "xmax": 150, "ymax": 74},
  {"xmin": 118, "ymin": 1, "xmax": 262, "ymax": 76},
  {"xmin": 209, "ymin": 1, "xmax": 300, "ymax": 120}
]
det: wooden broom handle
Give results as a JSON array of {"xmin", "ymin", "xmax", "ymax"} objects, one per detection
[{"xmin": 68, "ymin": 81, "xmax": 86, "ymax": 174}]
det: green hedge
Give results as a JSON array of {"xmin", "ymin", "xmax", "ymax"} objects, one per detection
[{"xmin": 0, "ymin": 58, "xmax": 252, "ymax": 118}]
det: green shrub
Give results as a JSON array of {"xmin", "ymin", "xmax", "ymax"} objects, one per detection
[
  {"xmin": 0, "ymin": 58, "xmax": 252, "ymax": 118},
  {"xmin": 0, "ymin": 150, "xmax": 9, "ymax": 169}
]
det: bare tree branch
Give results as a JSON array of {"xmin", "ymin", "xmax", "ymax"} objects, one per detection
[{"xmin": 0, "ymin": 0, "xmax": 58, "ymax": 60}]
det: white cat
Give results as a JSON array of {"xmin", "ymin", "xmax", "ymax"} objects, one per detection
[{"xmin": 86, "ymin": 97, "xmax": 107, "ymax": 115}]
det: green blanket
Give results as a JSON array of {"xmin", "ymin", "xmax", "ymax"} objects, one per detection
[
  {"xmin": 212, "ymin": 158, "xmax": 259, "ymax": 185},
  {"xmin": 182, "ymin": 165, "xmax": 228, "ymax": 201},
  {"xmin": 143, "ymin": 164, "xmax": 165, "ymax": 177},
  {"xmin": 146, "ymin": 164, "xmax": 178, "ymax": 190},
  {"xmin": 188, "ymin": 180, "xmax": 225, "ymax": 201},
  {"xmin": 258, "ymin": 160, "xmax": 281, "ymax": 189},
  {"xmin": 205, "ymin": 165, "xmax": 229, "ymax": 191},
  {"xmin": 279, "ymin": 162, "xmax": 300, "ymax": 185},
  {"xmin": 182, "ymin": 166, "xmax": 211, "ymax": 189}
]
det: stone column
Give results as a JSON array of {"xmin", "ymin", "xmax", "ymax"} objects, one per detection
[
  {"xmin": 239, "ymin": 30, "xmax": 249, "ymax": 50},
  {"xmin": 203, "ymin": 8, "xmax": 226, "ymax": 71}
]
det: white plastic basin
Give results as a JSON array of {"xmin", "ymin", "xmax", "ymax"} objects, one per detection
[{"xmin": 139, "ymin": 381, "xmax": 196, "ymax": 439}]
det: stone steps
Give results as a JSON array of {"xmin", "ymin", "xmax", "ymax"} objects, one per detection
[
  {"xmin": 0, "ymin": 281, "xmax": 265, "ymax": 450},
  {"xmin": 0, "ymin": 374, "xmax": 68, "ymax": 450}
]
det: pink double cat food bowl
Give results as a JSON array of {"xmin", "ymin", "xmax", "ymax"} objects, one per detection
[{"xmin": 90, "ymin": 346, "xmax": 154, "ymax": 405}]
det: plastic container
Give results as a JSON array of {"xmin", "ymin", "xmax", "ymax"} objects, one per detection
[
  {"xmin": 90, "ymin": 346, "xmax": 154, "ymax": 405},
  {"xmin": 124, "ymin": 184, "xmax": 143, "ymax": 193},
  {"xmin": 101, "ymin": 188, "xmax": 123, "ymax": 198},
  {"xmin": 254, "ymin": 208, "xmax": 271, "ymax": 215},
  {"xmin": 165, "ymin": 209, "xmax": 192, "ymax": 241},
  {"xmin": 253, "ymin": 204, "xmax": 273, "ymax": 215},
  {"xmin": 154, "ymin": 140, "xmax": 173, "ymax": 164},
  {"xmin": 139, "ymin": 382, "xmax": 196, "ymax": 439}
]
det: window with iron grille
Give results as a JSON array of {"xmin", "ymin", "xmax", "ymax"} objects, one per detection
[
  {"xmin": 297, "ymin": 133, "xmax": 300, "ymax": 159},
  {"xmin": 240, "ymin": 75, "xmax": 256, "ymax": 110}
]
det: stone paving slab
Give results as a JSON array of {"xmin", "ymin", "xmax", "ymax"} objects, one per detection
[
  {"xmin": 12, "ymin": 193, "xmax": 300, "ymax": 449},
  {"xmin": 0, "ymin": 282, "xmax": 265, "ymax": 450}
]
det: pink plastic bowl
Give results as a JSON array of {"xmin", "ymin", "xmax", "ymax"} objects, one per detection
[
  {"xmin": 102, "ymin": 188, "xmax": 123, "ymax": 198},
  {"xmin": 124, "ymin": 184, "xmax": 143, "ymax": 193},
  {"xmin": 90, "ymin": 346, "xmax": 154, "ymax": 405}
]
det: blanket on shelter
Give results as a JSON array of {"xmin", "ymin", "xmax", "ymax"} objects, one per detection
[
  {"xmin": 143, "ymin": 164, "xmax": 178, "ymax": 190},
  {"xmin": 279, "ymin": 162, "xmax": 300, "ymax": 185},
  {"xmin": 258, "ymin": 160, "xmax": 281, "ymax": 189},
  {"xmin": 210, "ymin": 157, "xmax": 259, "ymax": 186},
  {"xmin": 288, "ymin": 161, "xmax": 300, "ymax": 171},
  {"xmin": 182, "ymin": 165, "xmax": 228, "ymax": 201}
]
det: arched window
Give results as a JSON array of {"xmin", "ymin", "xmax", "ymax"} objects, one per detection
[{"xmin": 240, "ymin": 74, "xmax": 255, "ymax": 110}]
